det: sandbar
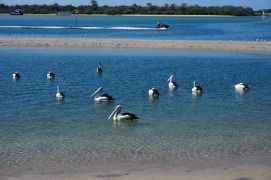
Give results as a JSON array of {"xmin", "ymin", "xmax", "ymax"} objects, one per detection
[{"xmin": 0, "ymin": 37, "xmax": 270, "ymax": 53}]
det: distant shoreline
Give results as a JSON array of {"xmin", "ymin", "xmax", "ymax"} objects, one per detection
[
  {"xmin": 0, "ymin": 13, "xmax": 235, "ymax": 17},
  {"xmin": 0, "ymin": 37, "xmax": 270, "ymax": 53}
]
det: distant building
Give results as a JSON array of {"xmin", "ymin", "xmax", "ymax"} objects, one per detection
[{"xmin": 57, "ymin": 12, "xmax": 72, "ymax": 16}]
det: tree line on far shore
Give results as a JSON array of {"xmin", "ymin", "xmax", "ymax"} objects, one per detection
[{"xmin": 0, "ymin": 1, "xmax": 268, "ymax": 16}]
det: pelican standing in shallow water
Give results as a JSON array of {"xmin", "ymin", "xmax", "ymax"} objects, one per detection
[
  {"xmin": 235, "ymin": 83, "xmax": 249, "ymax": 92},
  {"xmin": 47, "ymin": 71, "xmax": 55, "ymax": 79},
  {"xmin": 192, "ymin": 81, "xmax": 202, "ymax": 93},
  {"xmin": 90, "ymin": 87, "xmax": 114, "ymax": 102},
  {"xmin": 56, "ymin": 85, "xmax": 65, "ymax": 99},
  {"xmin": 13, "ymin": 72, "xmax": 20, "ymax": 80},
  {"xmin": 96, "ymin": 62, "xmax": 103, "ymax": 73},
  {"xmin": 108, "ymin": 105, "xmax": 139, "ymax": 121},
  {"xmin": 148, "ymin": 88, "xmax": 160, "ymax": 97},
  {"xmin": 167, "ymin": 74, "xmax": 178, "ymax": 89}
]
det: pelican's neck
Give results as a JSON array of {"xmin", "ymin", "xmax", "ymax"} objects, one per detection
[
  {"xmin": 91, "ymin": 88, "xmax": 103, "ymax": 98},
  {"xmin": 57, "ymin": 86, "xmax": 60, "ymax": 93},
  {"xmin": 113, "ymin": 110, "xmax": 119, "ymax": 119},
  {"xmin": 108, "ymin": 106, "xmax": 121, "ymax": 120},
  {"xmin": 193, "ymin": 81, "xmax": 196, "ymax": 87},
  {"xmin": 95, "ymin": 89, "xmax": 102, "ymax": 97},
  {"xmin": 111, "ymin": 108, "xmax": 120, "ymax": 120},
  {"xmin": 168, "ymin": 75, "xmax": 173, "ymax": 82}
]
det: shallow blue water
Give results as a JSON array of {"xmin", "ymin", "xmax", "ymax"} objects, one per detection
[
  {"xmin": 0, "ymin": 47, "xmax": 271, "ymax": 173},
  {"xmin": 0, "ymin": 15, "xmax": 270, "ymax": 40}
]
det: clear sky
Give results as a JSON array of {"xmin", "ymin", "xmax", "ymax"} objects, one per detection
[{"xmin": 2, "ymin": 0, "xmax": 271, "ymax": 10}]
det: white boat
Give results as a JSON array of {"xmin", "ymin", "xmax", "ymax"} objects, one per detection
[{"xmin": 262, "ymin": 10, "xmax": 266, "ymax": 21}]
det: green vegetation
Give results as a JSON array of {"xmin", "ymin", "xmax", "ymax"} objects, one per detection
[{"xmin": 0, "ymin": 2, "xmax": 263, "ymax": 16}]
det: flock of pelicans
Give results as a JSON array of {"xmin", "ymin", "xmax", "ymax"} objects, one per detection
[{"xmin": 11, "ymin": 62, "xmax": 250, "ymax": 122}]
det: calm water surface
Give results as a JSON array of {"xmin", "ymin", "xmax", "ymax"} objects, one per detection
[
  {"xmin": 0, "ymin": 15, "xmax": 270, "ymax": 40},
  {"xmin": 0, "ymin": 47, "xmax": 271, "ymax": 174}
]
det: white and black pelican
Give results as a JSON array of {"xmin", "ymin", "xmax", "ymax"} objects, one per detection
[
  {"xmin": 192, "ymin": 81, "xmax": 202, "ymax": 93},
  {"xmin": 96, "ymin": 62, "xmax": 103, "ymax": 73},
  {"xmin": 12, "ymin": 71, "xmax": 20, "ymax": 80},
  {"xmin": 148, "ymin": 88, "xmax": 160, "ymax": 97},
  {"xmin": 90, "ymin": 87, "xmax": 114, "ymax": 102},
  {"xmin": 235, "ymin": 83, "xmax": 249, "ymax": 92},
  {"xmin": 56, "ymin": 85, "xmax": 65, "ymax": 99},
  {"xmin": 108, "ymin": 105, "xmax": 139, "ymax": 121},
  {"xmin": 167, "ymin": 74, "xmax": 178, "ymax": 89},
  {"xmin": 47, "ymin": 71, "xmax": 55, "ymax": 79}
]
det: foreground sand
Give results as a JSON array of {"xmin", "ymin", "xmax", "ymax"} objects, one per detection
[
  {"xmin": 3, "ymin": 163, "xmax": 271, "ymax": 180},
  {"xmin": 0, "ymin": 37, "xmax": 271, "ymax": 53}
]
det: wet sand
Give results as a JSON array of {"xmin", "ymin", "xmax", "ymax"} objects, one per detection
[
  {"xmin": 3, "ymin": 163, "xmax": 271, "ymax": 180},
  {"xmin": 0, "ymin": 37, "xmax": 271, "ymax": 53}
]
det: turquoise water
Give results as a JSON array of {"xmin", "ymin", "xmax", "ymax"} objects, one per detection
[
  {"xmin": 0, "ymin": 15, "xmax": 270, "ymax": 40},
  {"xmin": 0, "ymin": 47, "xmax": 271, "ymax": 174}
]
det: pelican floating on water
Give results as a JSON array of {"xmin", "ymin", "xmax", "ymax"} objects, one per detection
[
  {"xmin": 13, "ymin": 72, "xmax": 20, "ymax": 80},
  {"xmin": 234, "ymin": 83, "xmax": 249, "ymax": 92},
  {"xmin": 167, "ymin": 74, "xmax": 178, "ymax": 89},
  {"xmin": 47, "ymin": 71, "xmax": 55, "ymax": 79},
  {"xmin": 96, "ymin": 62, "xmax": 103, "ymax": 73},
  {"xmin": 90, "ymin": 87, "xmax": 114, "ymax": 102},
  {"xmin": 148, "ymin": 88, "xmax": 160, "ymax": 97},
  {"xmin": 56, "ymin": 85, "xmax": 65, "ymax": 99},
  {"xmin": 108, "ymin": 105, "xmax": 139, "ymax": 121},
  {"xmin": 192, "ymin": 81, "xmax": 202, "ymax": 93}
]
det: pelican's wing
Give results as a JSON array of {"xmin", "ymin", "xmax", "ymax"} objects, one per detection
[
  {"xmin": 196, "ymin": 86, "xmax": 202, "ymax": 91},
  {"xmin": 173, "ymin": 82, "xmax": 178, "ymax": 87},
  {"xmin": 152, "ymin": 89, "xmax": 160, "ymax": 95},
  {"xmin": 122, "ymin": 112, "xmax": 139, "ymax": 119},
  {"xmin": 101, "ymin": 93, "xmax": 114, "ymax": 100}
]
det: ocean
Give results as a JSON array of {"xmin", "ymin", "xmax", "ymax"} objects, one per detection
[
  {"xmin": 0, "ymin": 15, "xmax": 270, "ymax": 40},
  {"xmin": 0, "ymin": 47, "xmax": 271, "ymax": 175}
]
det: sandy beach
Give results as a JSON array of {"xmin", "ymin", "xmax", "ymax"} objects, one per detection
[
  {"xmin": 2, "ymin": 162, "xmax": 271, "ymax": 180},
  {"xmin": 0, "ymin": 37, "xmax": 270, "ymax": 53}
]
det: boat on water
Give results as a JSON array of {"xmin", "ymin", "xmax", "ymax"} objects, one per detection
[
  {"xmin": 156, "ymin": 22, "xmax": 170, "ymax": 30},
  {"xmin": 261, "ymin": 10, "xmax": 266, "ymax": 21},
  {"xmin": 10, "ymin": 9, "xmax": 24, "ymax": 15}
]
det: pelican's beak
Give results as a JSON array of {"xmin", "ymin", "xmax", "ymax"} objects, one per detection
[
  {"xmin": 167, "ymin": 75, "xmax": 173, "ymax": 82},
  {"xmin": 90, "ymin": 88, "xmax": 101, "ymax": 98},
  {"xmin": 108, "ymin": 107, "xmax": 117, "ymax": 120}
]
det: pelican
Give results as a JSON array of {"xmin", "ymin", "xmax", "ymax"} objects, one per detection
[
  {"xmin": 192, "ymin": 81, "xmax": 202, "ymax": 93},
  {"xmin": 47, "ymin": 71, "xmax": 55, "ymax": 79},
  {"xmin": 56, "ymin": 85, "xmax": 65, "ymax": 99},
  {"xmin": 13, "ymin": 71, "xmax": 20, "ymax": 80},
  {"xmin": 148, "ymin": 88, "xmax": 160, "ymax": 97},
  {"xmin": 235, "ymin": 83, "xmax": 249, "ymax": 92},
  {"xmin": 108, "ymin": 105, "xmax": 139, "ymax": 121},
  {"xmin": 167, "ymin": 74, "xmax": 178, "ymax": 89},
  {"xmin": 96, "ymin": 62, "xmax": 103, "ymax": 73},
  {"xmin": 90, "ymin": 87, "xmax": 114, "ymax": 102}
]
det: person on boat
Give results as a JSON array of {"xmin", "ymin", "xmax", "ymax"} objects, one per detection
[
  {"xmin": 156, "ymin": 22, "xmax": 161, "ymax": 28},
  {"xmin": 156, "ymin": 22, "xmax": 169, "ymax": 29}
]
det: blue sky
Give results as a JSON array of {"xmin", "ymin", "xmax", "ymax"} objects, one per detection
[{"xmin": 2, "ymin": 0, "xmax": 270, "ymax": 10}]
